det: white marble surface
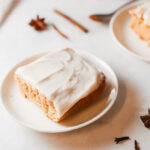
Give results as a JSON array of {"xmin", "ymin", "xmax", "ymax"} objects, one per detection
[{"xmin": 0, "ymin": 0, "xmax": 149, "ymax": 149}]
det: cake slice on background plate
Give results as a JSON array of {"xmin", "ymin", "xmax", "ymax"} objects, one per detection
[{"xmin": 130, "ymin": 2, "xmax": 150, "ymax": 46}]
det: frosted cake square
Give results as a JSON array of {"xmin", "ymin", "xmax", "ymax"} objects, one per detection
[
  {"xmin": 15, "ymin": 48, "xmax": 106, "ymax": 122},
  {"xmin": 130, "ymin": 2, "xmax": 150, "ymax": 46}
]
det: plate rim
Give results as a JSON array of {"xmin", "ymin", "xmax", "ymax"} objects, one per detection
[
  {"xmin": 0, "ymin": 50, "xmax": 118, "ymax": 133},
  {"xmin": 109, "ymin": 0, "xmax": 150, "ymax": 62}
]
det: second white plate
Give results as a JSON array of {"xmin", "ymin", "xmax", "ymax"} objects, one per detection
[
  {"xmin": 110, "ymin": 0, "xmax": 150, "ymax": 62},
  {"xmin": 1, "ymin": 51, "xmax": 118, "ymax": 133}
]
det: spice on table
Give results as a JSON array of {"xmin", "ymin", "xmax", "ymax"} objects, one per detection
[
  {"xmin": 134, "ymin": 140, "xmax": 140, "ymax": 150},
  {"xmin": 89, "ymin": 14, "xmax": 103, "ymax": 22},
  {"xmin": 114, "ymin": 136, "xmax": 130, "ymax": 144},
  {"xmin": 29, "ymin": 15, "xmax": 47, "ymax": 31},
  {"xmin": 52, "ymin": 24, "xmax": 69, "ymax": 39},
  {"xmin": 140, "ymin": 108, "xmax": 150, "ymax": 128},
  {"xmin": 148, "ymin": 108, "xmax": 150, "ymax": 115},
  {"xmin": 54, "ymin": 9, "xmax": 88, "ymax": 33}
]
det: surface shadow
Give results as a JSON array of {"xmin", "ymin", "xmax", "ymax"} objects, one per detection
[
  {"xmin": 28, "ymin": 77, "xmax": 142, "ymax": 149},
  {"xmin": 95, "ymin": 77, "xmax": 126, "ymax": 124},
  {"xmin": 59, "ymin": 81, "xmax": 115, "ymax": 126},
  {"xmin": 0, "ymin": 0, "xmax": 20, "ymax": 26}
]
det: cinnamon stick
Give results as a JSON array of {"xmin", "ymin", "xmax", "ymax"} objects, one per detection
[
  {"xmin": 54, "ymin": 9, "xmax": 88, "ymax": 33},
  {"xmin": 52, "ymin": 24, "xmax": 69, "ymax": 39}
]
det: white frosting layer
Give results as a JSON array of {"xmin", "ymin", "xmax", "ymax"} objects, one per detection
[
  {"xmin": 133, "ymin": 2, "xmax": 150, "ymax": 25},
  {"xmin": 16, "ymin": 49, "xmax": 102, "ymax": 117}
]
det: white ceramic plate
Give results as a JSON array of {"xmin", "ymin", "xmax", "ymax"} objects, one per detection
[
  {"xmin": 110, "ymin": 0, "xmax": 150, "ymax": 62},
  {"xmin": 0, "ymin": 51, "xmax": 118, "ymax": 133}
]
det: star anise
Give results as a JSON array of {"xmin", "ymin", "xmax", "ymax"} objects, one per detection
[
  {"xmin": 29, "ymin": 15, "xmax": 47, "ymax": 31},
  {"xmin": 140, "ymin": 108, "xmax": 150, "ymax": 128}
]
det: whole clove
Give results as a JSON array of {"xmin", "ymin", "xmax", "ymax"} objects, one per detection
[
  {"xmin": 114, "ymin": 136, "xmax": 130, "ymax": 144},
  {"xmin": 134, "ymin": 140, "xmax": 140, "ymax": 150}
]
